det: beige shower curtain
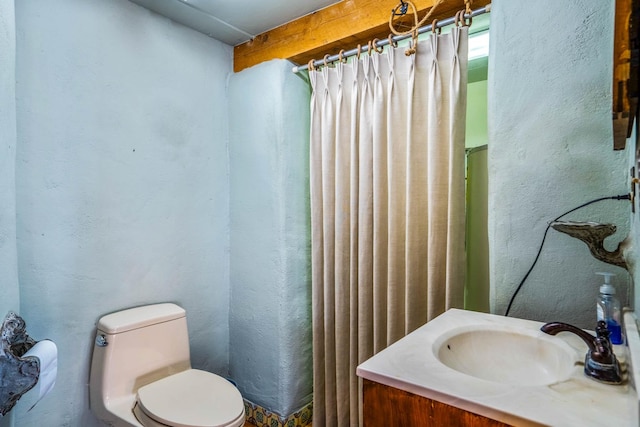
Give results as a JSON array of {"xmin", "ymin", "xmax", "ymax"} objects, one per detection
[{"xmin": 309, "ymin": 26, "xmax": 468, "ymax": 427}]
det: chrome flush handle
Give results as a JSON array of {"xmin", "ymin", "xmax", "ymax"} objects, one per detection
[{"xmin": 95, "ymin": 334, "xmax": 108, "ymax": 347}]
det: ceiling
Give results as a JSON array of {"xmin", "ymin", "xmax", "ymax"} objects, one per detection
[{"xmin": 129, "ymin": 0, "xmax": 342, "ymax": 46}]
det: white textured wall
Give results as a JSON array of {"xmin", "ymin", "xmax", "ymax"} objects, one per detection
[
  {"xmin": 488, "ymin": 0, "xmax": 630, "ymax": 327},
  {"xmin": 14, "ymin": 0, "xmax": 232, "ymax": 424},
  {"xmin": 0, "ymin": 4, "xmax": 19, "ymax": 427},
  {"xmin": 0, "ymin": 0, "xmax": 19, "ymax": 320},
  {"xmin": 228, "ymin": 60, "xmax": 312, "ymax": 416}
]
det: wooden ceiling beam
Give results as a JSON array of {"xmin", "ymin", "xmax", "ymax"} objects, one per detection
[{"xmin": 233, "ymin": 0, "xmax": 491, "ymax": 73}]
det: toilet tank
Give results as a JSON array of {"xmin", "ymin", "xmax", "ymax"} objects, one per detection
[{"xmin": 89, "ymin": 303, "xmax": 192, "ymax": 420}]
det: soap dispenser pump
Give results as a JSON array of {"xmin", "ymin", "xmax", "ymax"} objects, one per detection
[{"xmin": 596, "ymin": 272, "xmax": 622, "ymax": 345}]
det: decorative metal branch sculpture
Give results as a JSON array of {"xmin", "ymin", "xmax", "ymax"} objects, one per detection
[
  {"xmin": 551, "ymin": 221, "xmax": 627, "ymax": 269},
  {"xmin": 0, "ymin": 312, "xmax": 39, "ymax": 416}
]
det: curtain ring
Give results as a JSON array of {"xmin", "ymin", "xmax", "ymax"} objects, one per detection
[
  {"xmin": 454, "ymin": 10, "xmax": 463, "ymax": 27},
  {"xmin": 367, "ymin": 40, "xmax": 374, "ymax": 56},
  {"xmin": 307, "ymin": 58, "xmax": 316, "ymax": 72},
  {"xmin": 356, "ymin": 44, "xmax": 362, "ymax": 60},
  {"xmin": 388, "ymin": 33, "xmax": 398, "ymax": 48},
  {"xmin": 431, "ymin": 19, "xmax": 441, "ymax": 34},
  {"xmin": 323, "ymin": 54, "xmax": 331, "ymax": 67},
  {"xmin": 371, "ymin": 38, "xmax": 384, "ymax": 54},
  {"xmin": 338, "ymin": 49, "xmax": 347, "ymax": 63},
  {"xmin": 463, "ymin": 11, "xmax": 472, "ymax": 27}
]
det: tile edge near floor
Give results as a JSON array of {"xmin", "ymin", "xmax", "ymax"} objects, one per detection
[{"xmin": 243, "ymin": 399, "xmax": 313, "ymax": 427}]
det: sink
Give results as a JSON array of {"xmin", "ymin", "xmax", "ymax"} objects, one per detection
[
  {"xmin": 357, "ymin": 309, "xmax": 635, "ymax": 426},
  {"xmin": 434, "ymin": 326, "xmax": 577, "ymax": 386}
]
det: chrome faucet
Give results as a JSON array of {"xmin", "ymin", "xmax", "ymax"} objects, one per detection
[{"xmin": 540, "ymin": 320, "xmax": 623, "ymax": 385}]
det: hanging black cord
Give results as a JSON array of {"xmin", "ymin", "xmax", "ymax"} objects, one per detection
[{"xmin": 504, "ymin": 194, "xmax": 631, "ymax": 317}]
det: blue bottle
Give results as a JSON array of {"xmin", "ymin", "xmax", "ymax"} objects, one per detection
[{"xmin": 596, "ymin": 272, "xmax": 622, "ymax": 345}]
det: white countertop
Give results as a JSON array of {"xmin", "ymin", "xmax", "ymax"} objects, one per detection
[{"xmin": 356, "ymin": 309, "xmax": 638, "ymax": 426}]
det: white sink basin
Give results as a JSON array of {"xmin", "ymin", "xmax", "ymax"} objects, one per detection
[
  {"xmin": 356, "ymin": 309, "xmax": 636, "ymax": 426},
  {"xmin": 434, "ymin": 327, "xmax": 576, "ymax": 386}
]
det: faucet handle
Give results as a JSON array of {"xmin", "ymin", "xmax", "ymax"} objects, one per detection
[
  {"xmin": 592, "ymin": 320, "xmax": 616, "ymax": 364},
  {"xmin": 595, "ymin": 320, "xmax": 610, "ymax": 339}
]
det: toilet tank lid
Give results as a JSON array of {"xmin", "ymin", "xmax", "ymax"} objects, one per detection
[{"xmin": 97, "ymin": 303, "xmax": 186, "ymax": 334}]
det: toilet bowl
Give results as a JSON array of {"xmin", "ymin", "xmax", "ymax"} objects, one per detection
[
  {"xmin": 89, "ymin": 303, "xmax": 245, "ymax": 427},
  {"xmin": 133, "ymin": 369, "xmax": 245, "ymax": 427}
]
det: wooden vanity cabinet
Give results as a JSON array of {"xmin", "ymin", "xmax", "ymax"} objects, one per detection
[{"xmin": 362, "ymin": 379, "xmax": 511, "ymax": 427}]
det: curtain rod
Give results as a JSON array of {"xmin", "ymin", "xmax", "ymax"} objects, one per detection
[{"xmin": 292, "ymin": 4, "xmax": 491, "ymax": 74}]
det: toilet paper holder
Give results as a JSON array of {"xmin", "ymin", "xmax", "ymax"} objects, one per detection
[{"xmin": 0, "ymin": 312, "xmax": 40, "ymax": 416}]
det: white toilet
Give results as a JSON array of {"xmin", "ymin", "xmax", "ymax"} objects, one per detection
[{"xmin": 89, "ymin": 303, "xmax": 245, "ymax": 427}]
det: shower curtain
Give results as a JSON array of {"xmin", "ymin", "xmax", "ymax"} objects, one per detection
[{"xmin": 309, "ymin": 26, "xmax": 468, "ymax": 427}]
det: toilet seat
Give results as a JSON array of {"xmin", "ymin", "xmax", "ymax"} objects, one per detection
[{"xmin": 134, "ymin": 369, "xmax": 245, "ymax": 427}]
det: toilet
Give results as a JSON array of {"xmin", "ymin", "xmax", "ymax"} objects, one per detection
[{"xmin": 89, "ymin": 303, "xmax": 245, "ymax": 427}]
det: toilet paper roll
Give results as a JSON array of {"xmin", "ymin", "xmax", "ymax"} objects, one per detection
[{"xmin": 22, "ymin": 339, "xmax": 57, "ymax": 411}]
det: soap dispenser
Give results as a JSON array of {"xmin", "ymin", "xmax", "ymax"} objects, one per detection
[{"xmin": 596, "ymin": 272, "xmax": 622, "ymax": 345}]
